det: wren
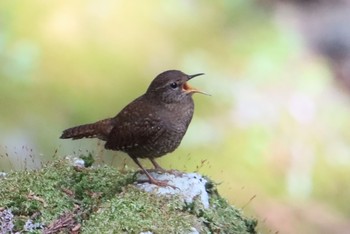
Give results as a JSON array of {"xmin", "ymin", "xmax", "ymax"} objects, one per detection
[{"xmin": 60, "ymin": 70, "xmax": 207, "ymax": 187}]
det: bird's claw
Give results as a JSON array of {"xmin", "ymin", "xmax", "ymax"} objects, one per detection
[{"xmin": 136, "ymin": 178, "xmax": 178, "ymax": 190}]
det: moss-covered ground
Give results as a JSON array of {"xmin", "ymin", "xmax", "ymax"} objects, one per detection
[{"xmin": 0, "ymin": 158, "xmax": 257, "ymax": 233}]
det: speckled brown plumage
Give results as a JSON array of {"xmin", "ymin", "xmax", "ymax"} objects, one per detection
[{"xmin": 60, "ymin": 70, "xmax": 206, "ymax": 186}]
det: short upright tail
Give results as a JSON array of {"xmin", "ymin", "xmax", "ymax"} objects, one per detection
[{"xmin": 60, "ymin": 118, "xmax": 113, "ymax": 141}]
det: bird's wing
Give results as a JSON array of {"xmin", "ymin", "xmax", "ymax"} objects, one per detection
[{"xmin": 104, "ymin": 97, "xmax": 164, "ymax": 151}]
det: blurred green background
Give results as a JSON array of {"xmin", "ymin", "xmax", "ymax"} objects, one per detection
[{"xmin": 1, "ymin": 1, "xmax": 350, "ymax": 233}]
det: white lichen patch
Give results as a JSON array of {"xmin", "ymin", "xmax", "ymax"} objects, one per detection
[{"xmin": 136, "ymin": 172, "xmax": 209, "ymax": 209}]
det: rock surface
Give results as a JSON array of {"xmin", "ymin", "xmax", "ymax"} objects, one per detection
[{"xmin": 136, "ymin": 172, "xmax": 210, "ymax": 209}]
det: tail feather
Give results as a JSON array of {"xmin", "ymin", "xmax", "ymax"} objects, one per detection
[{"xmin": 60, "ymin": 118, "xmax": 113, "ymax": 141}]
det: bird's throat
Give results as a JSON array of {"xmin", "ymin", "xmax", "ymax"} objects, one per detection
[
  {"xmin": 182, "ymin": 82, "xmax": 210, "ymax": 96},
  {"xmin": 182, "ymin": 82, "xmax": 196, "ymax": 93}
]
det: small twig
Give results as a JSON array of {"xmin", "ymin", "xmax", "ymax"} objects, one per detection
[
  {"xmin": 27, "ymin": 192, "xmax": 48, "ymax": 207},
  {"xmin": 241, "ymin": 195, "xmax": 256, "ymax": 210}
]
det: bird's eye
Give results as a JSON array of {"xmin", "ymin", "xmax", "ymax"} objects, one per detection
[{"xmin": 170, "ymin": 82, "xmax": 178, "ymax": 89}]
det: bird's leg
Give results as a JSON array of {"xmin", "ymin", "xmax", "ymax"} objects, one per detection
[
  {"xmin": 131, "ymin": 157, "xmax": 176, "ymax": 188},
  {"xmin": 149, "ymin": 158, "xmax": 183, "ymax": 177},
  {"xmin": 149, "ymin": 158, "xmax": 167, "ymax": 172}
]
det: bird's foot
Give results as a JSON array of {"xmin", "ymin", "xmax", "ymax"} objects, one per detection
[
  {"xmin": 148, "ymin": 158, "xmax": 183, "ymax": 177},
  {"xmin": 136, "ymin": 178, "xmax": 178, "ymax": 189},
  {"xmin": 145, "ymin": 168, "xmax": 183, "ymax": 177},
  {"xmin": 164, "ymin": 169, "xmax": 184, "ymax": 177}
]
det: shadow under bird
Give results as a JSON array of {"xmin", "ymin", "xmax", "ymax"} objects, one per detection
[{"xmin": 60, "ymin": 70, "xmax": 208, "ymax": 187}]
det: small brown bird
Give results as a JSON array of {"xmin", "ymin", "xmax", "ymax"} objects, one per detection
[{"xmin": 60, "ymin": 70, "xmax": 207, "ymax": 186}]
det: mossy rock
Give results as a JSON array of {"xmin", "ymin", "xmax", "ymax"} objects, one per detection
[{"xmin": 0, "ymin": 158, "xmax": 257, "ymax": 233}]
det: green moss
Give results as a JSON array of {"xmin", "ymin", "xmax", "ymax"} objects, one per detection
[
  {"xmin": 201, "ymin": 196, "xmax": 257, "ymax": 233},
  {"xmin": 79, "ymin": 153, "xmax": 95, "ymax": 167},
  {"xmin": 185, "ymin": 179, "xmax": 258, "ymax": 233},
  {"xmin": 83, "ymin": 187, "xmax": 196, "ymax": 233},
  {"xmin": 0, "ymin": 158, "xmax": 257, "ymax": 233},
  {"xmin": 0, "ymin": 159, "xmax": 134, "ymax": 232}
]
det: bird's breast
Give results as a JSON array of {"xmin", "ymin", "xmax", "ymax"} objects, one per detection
[{"xmin": 162, "ymin": 100, "xmax": 194, "ymax": 130}]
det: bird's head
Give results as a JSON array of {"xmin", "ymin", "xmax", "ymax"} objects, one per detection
[{"xmin": 146, "ymin": 70, "xmax": 208, "ymax": 104}]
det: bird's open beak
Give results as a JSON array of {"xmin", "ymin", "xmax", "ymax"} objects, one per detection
[{"xmin": 183, "ymin": 73, "xmax": 210, "ymax": 95}]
